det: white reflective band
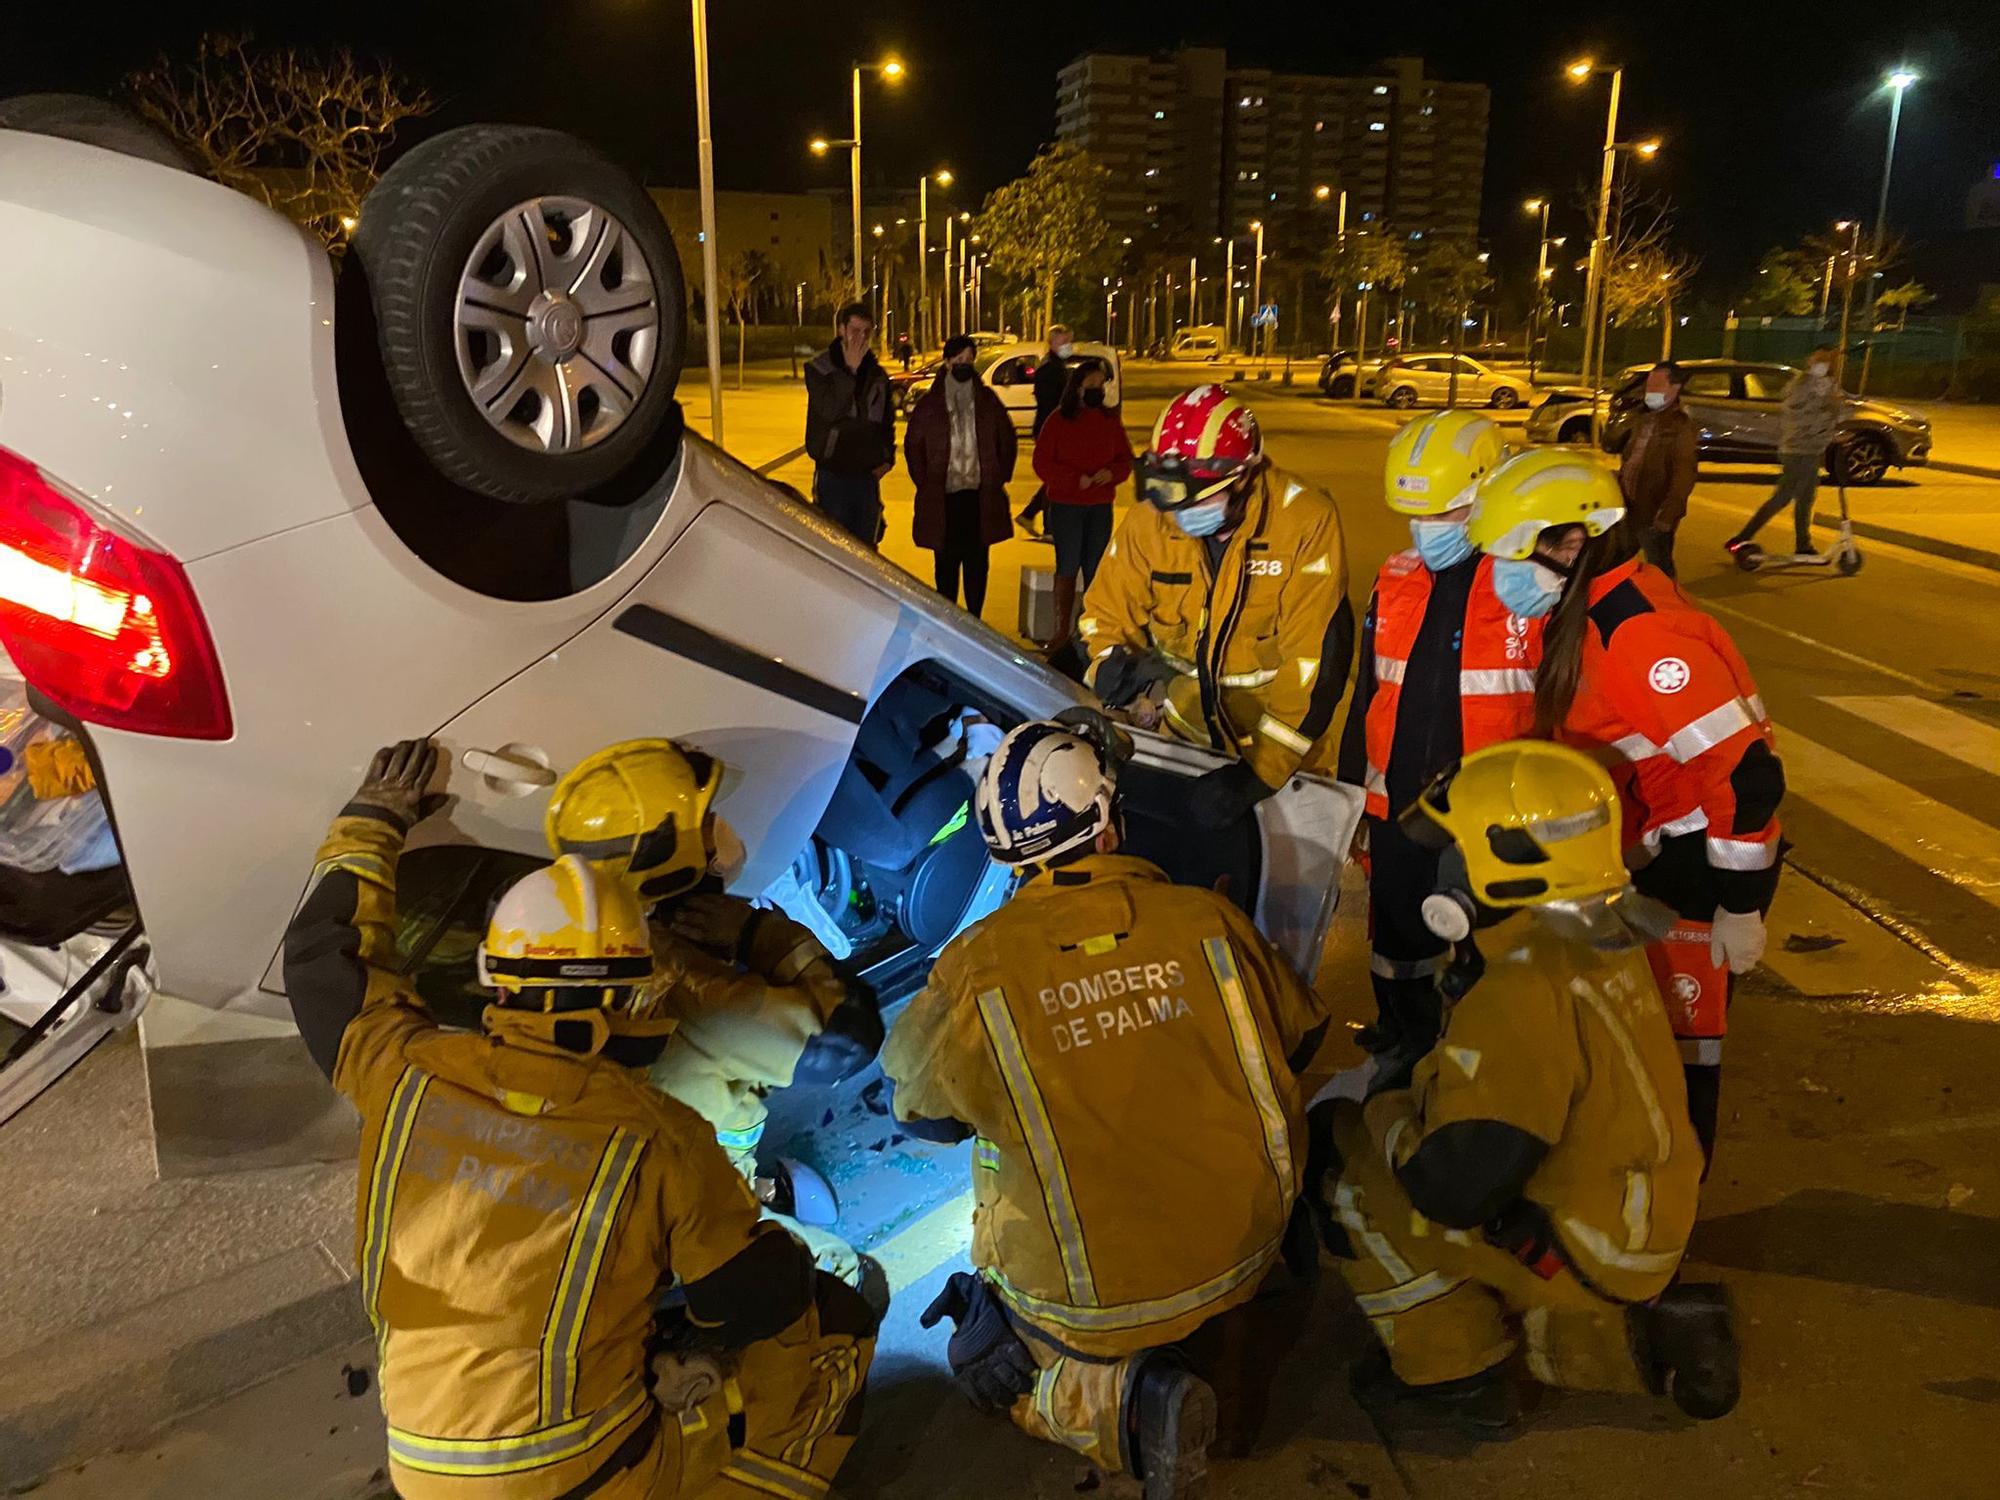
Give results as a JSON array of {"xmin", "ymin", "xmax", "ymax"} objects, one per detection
[
  {"xmin": 1680, "ymin": 1037, "xmax": 1724, "ymax": 1066},
  {"xmin": 1458, "ymin": 667, "xmax": 1536, "ymax": 696},
  {"xmin": 1370, "ymin": 952, "xmax": 1446, "ymax": 980},
  {"xmin": 1747, "ymin": 693, "xmax": 1767, "ymax": 722},
  {"xmin": 1203, "ymin": 937, "xmax": 1296, "ymax": 1193},
  {"xmin": 1664, "ymin": 697, "xmax": 1758, "ymax": 764},
  {"xmin": 727, "ymin": 1449, "xmax": 833, "ymax": 1499},
  {"xmin": 1381, "ymin": 1115, "xmax": 1411, "ymax": 1168},
  {"xmin": 1221, "ymin": 668, "xmax": 1281, "ymax": 688},
  {"xmin": 388, "ymin": 1379, "xmax": 648, "ymax": 1477},
  {"xmin": 1355, "ymin": 1270, "xmax": 1466, "ymax": 1318},
  {"xmin": 993, "ymin": 1242, "xmax": 1281, "ymax": 1337},
  {"xmin": 1333, "ymin": 1181, "xmax": 1413, "ymax": 1282},
  {"xmin": 1609, "ymin": 732, "xmax": 1663, "ymax": 762},
  {"xmin": 1298, "ymin": 657, "xmax": 1319, "ymax": 687},
  {"xmin": 1258, "ymin": 714, "xmax": 1313, "ymax": 754},
  {"xmin": 1522, "ymin": 1305, "xmax": 1559, "ymax": 1386},
  {"xmin": 542, "ymin": 1128, "xmax": 646, "ymax": 1423},
  {"xmin": 1643, "ymin": 807, "xmax": 1710, "ymax": 847},
  {"xmin": 1364, "ymin": 765, "xmax": 1387, "ymax": 796},
  {"xmin": 975, "ymin": 989, "xmax": 1098, "ymax": 1306},
  {"xmin": 1303, "ymin": 553, "xmax": 1332, "ymax": 576},
  {"xmin": 1374, "ymin": 653, "xmax": 1408, "ymax": 685},
  {"xmin": 362, "ymin": 1068, "xmax": 432, "ymax": 1342},
  {"xmin": 1560, "ymin": 1216, "xmax": 1684, "ymax": 1276},
  {"xmin": 1622, "ymin": 1169, "xmax": 1652, "ymax": 1254},
  {"xmin": 1567, "ymin": 977, "xmax": 1672, "ymax": 1164},
  {"xmin": 1708, "ymin": 836, "xmax": 1778, "ymax": 871},
  {"xmin": 1531, "ymin": 805, "xmax": 1610, "ymax": 843}
]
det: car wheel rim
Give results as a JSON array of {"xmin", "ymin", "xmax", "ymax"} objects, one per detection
[
  {"xmin": 1847, "ymin": 445, "xmax": 1885, "ymax": 482},
  {"xmin": 455, "ymin": 196, "xmax": 660, "ymax": 455}
]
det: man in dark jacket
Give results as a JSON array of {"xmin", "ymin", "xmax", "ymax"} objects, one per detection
[
  {"xmin": 805, "ymin": 302, "xmax": 897, "ymax": 548},
  {"xmin": 1611, "ymin": 360, "xmax": 1699, "ymax": 577},
  {"xmin": 1015, "ymin": 324, "xmax": 1077, "ymax": 537}
]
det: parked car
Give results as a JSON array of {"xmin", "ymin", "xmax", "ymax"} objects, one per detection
[
  {"xmin": 1362, "ymin": 353, "xmax": 1530, "ymax": 410},
  {"xmin": 0, "ymin": 110, "xmax": 1354, "ymax": 1123},
  {"xmin": 889, "ymin": 356, "xmax": 943, "ymax": 413},
  {"xmin": 1523, "ymin": 359, "xmax": 1932, "ymax": 485},
  {"xmin": 1316, "ymin": 348, "xmax": 1371, "ymax": 398},
  {"xmin": 1168, "ymin": 327, "xmax": 1226, "ymax": 362},
  {"xmin": 903, "ymin": 340, "xmax": 1123, "ymax": 431}
]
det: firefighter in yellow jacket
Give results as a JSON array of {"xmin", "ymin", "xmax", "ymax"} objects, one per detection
[
  {"xmin": 1078, "ymin": 384, "xmax": 1354, "ymax": 829},
  {"xmin": 882, "ymin": 719, "xmax": 1330, "ymax": 1499},
  {"xmin": 1307, "ymin": 741, "xmax": 1739, "ymax": 1433},
  {"xmin": 284, "ymin": 739, "xmax": 875, "ymax": 1500},
  {"xmin": 546, "ymin": 739, "xmax": 884, "ymax": 1286}
]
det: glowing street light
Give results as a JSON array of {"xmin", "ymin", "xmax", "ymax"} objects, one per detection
[
  {"xmin": 1566, "ymin": 56, "xmax": 1624, "ymax": 437},
  {"xmin": 1314, "ymin": 184, "xmax": 1332, "ymax": 201},
  {"xmin": 918, "ymin": 168, "xmax": 952, "ymax": 349},
  {"xmin": 1866, "ymin": 68, "xmax": 1919, "ymax": 334},
  {"xmin": 811, "ymin": 58, "xmax": 909, "ymax": 299},
  {"xmin": 1633, "ymin": 137, "xmax": 1662, "ymax": 158}
]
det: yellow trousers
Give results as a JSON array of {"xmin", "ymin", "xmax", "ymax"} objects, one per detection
[
  {"xmin": 1328, "ymin": 1108, "xmax": 1647, "ymax": 1395},
  {"xmin": 603, "ymin": 1300, "xmax": 874, "ymax": 1500},
  {"xmin": 1008, "ymin": 1342, "xmax": 1135, "ymax": 1474}
]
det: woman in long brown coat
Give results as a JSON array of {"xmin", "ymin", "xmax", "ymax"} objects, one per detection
[{"xmin": 904, "ymin": 335, "xmax": 1019, "ymax": 616}]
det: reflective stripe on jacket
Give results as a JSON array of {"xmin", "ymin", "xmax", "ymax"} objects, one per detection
[
  {"xmin": 1361, "ymin": 551, "xmax": 1542, "ymax": 819},
  {"xmin": 882, "ymin": 854, "xmax": 1327, "ymax": 1356},
  {"xmin": 289, "ymin": 814, "xmax": 775, "ymax": 1499},
  {"xmin": 1561, "ymin": 558, "xmax": 1784, "ymax": 906},
  {"xmin": 1078, "ymin": 464, "xmax": 1353, "ymax": 786}
]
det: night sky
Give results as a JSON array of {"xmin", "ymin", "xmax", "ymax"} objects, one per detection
[{"xmin": 6, "ymin": 0, "xmax": 1998, "ymax": 297}]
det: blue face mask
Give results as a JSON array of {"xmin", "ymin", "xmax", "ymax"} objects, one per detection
[
  {"xmin": 1409, "ymin": 517, "xmax": 1475, "ymax": 572},
  {"xmin": 1491, "ymin": 558, "xmax": 1567, "ymax": 618},
  {"xmin": 1171, "ymin": 497, "xmax": 1230, "ymax": 537}
]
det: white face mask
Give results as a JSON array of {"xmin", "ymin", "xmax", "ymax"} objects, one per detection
[
  {"xmin": 1809, "ymin": 362, "xmax": 1830, "ymax": 378},
  {"xmin": 1643, "ymin": 391, "xmax": 1670, "ymax": 411}
]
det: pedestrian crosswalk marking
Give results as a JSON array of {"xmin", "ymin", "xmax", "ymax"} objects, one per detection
[
  {"xmin": 1820, "ymin": 696, "xmax": 2000, "ymax": 778},
  {"xmin": 1760, "ymin": 870, "xmax": 1956, "ymax": 998},
  {"xmin": 1777, "ymin": 723, "xmax": 2000, "ymax": 913}
]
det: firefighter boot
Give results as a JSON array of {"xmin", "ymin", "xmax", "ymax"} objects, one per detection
[
  {"xmin": 1630, "ymin": 1282, "xmax": 1740, "ymax": 1419},
  {"xmin": 1125, "ymin": 1352, "xmax": 1218, "ymax": 1500}
]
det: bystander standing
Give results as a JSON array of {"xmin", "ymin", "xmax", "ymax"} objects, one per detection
[
  {"xmin": 905, "ymin": 334, "xmax": 1018, "ymax": 616},
  {"xmin": 805, "ymin": 302, "xmax": 896, "ymax": 548},
  {"xmin": 1609, "ymin": 359, "xmax": 1698, "ymax": 576},
  {"xmin": 1728, "ymin": 346, "xmax": 1842, "ymax": 560}
]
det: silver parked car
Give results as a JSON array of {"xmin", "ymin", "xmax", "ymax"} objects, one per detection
[
  {"xmin": 1524, "ymin": 359, "xmax": 1931, "ymax": 485},
  {"xmin": 1362, "ymin": 353, "xmax": 1530, "ymax": 410}
]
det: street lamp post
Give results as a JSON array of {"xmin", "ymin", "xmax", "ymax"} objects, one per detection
[
  {"xmin": 1566, "ymin": 59, "xmax": 1622, "ymax": 441},
  {"xmin": 689, "ymin": 0, "xmax": 725, "ymax": 447},
  {"xmin": 941, "ymin": 213, "xmax": 955, "ymax": 339},
  {"xmin": 1835, "ymin": 218, "xmax": 1863, "ymax": 380},
  {"xmin": 917, "ymin": 168, "xmax": 951, "ymax": 352},
  {"xmin": 1866, "ymin": 69, "xmax": 1918, "ymax": 336},
  {"xmin": 810, "ymin": 59, "xmax": 904, "ymax": 305},
  {"xmin": 1219, "ymin": 237, "xmax": 1235, "ymax": 352},
  {"xmin": 1524, "ymin": 197, "xmax": 1550, "ymax": 379},
  {"xmin": 1249, "ymin": 219, "xmax": 1266, "ymax": 361}
]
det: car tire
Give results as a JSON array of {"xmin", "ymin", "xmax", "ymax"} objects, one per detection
[
  {"xmin": 0, "ymin": 93, "xmax": 196, "ymax": 173},
  {"xmin": 353, "ymin": 124, "xmax": 686, "ymax": 505},
  {"xmin": 1330, "ymin": 376, "xmax": 1355, "ymax": 399},
  {"xmin": 1387, "ymin": 385, "xmax": 1418, "ymax": 410},
  {"xmin": 1833, "ymin": 434, "xmax": 1890, "ymax": 487},
  {"xmin": 1489, "ymin": 386, "xmax": 1522, "ymax": 410}
]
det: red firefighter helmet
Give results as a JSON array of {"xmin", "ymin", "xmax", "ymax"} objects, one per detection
[{"xmin": 1137, "ymin": 385, "xmax": 1264, "ymax": 511}]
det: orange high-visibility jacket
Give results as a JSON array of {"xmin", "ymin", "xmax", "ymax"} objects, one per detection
[
  {"xmin": 1358, "ymin": 551, "xmax": 1543, "ymax": 820},
  {"xmin": 1079, "ymin": 465, "xmax": 1353, "ymax": 787},
  {"xmin": 1562, "ymin": 557, "xmax": 1784, "ymax": 904}
]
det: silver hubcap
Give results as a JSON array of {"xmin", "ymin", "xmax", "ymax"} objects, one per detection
[{"xmin": 455, "ymin": 196, "xmax": 659, "ymax": 455}]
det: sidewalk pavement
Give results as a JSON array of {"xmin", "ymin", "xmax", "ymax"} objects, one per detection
[{"xmin": 1898, "ymin": 399, "xmax": 2000, "ymax": 480}]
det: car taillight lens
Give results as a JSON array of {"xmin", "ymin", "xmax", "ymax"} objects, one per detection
[{"xmin": 0, "ymin": 447, "xmax": 232, "ymax": 740}]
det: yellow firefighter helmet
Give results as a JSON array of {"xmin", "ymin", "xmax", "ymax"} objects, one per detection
[{"xmin": 545, "ymin": 738, "xmax": 723, "ymax": 901}]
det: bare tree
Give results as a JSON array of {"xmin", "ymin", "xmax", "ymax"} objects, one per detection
[
  {"xmin": 127, "ymin": 33, "xmax": 434, "ymax": 250},
  {"xmin": 1593, "ymin": 190, "xmax": 1699, "ymax": 356},
  {"xmin": 720, "ymin": 252, "xmax": 765, "ymax": 388}
]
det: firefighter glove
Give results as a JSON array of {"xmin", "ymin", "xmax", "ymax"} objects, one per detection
[
  {"xmin": 1709, "ymin": 907, "xmax": 1766, "ymax": 975},
  {"xmin": 668, "ymin": 893, "xmax": 757, "ymax": 957},
  {"xmin": 1094, "ymin": 646, "xmax": 1179, "ymax": 710},
  {"xmin": 350, "ymin": 739, "xmax": 442, "ymax": 831},
  {"xmin": 920, "ymin": 1271, "xmax": 1037, "ymax": 1414},
  {"xmin": 1187, "ymin": 759, "xmax": 1277, "ymax": 829}
]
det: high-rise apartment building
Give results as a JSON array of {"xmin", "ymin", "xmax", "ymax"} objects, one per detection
[{"xmin": 1055, "ymin": 48, "xmax": 1487, "ymax": 247}]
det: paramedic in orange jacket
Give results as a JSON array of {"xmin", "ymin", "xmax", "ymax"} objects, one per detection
[
  {"xmin": 1336, "ymin": 410, "xmax": 1550, "ymax": 1072},
  {"xmin": 1078, "ymin": 384, "xmax": 1354, "ymax": 829},
  {"xmin": 1466, "ymin": 452, "xmax": 1786, "ymax": 1165},
  {"xmin": 283, "ymin": 739, "xmax": 874, "ymax": 1500}
]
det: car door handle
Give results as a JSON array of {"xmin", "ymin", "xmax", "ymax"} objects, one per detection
[{"xmin": 462, "ymin": 745, "xmax": 557, "ymax": 792}]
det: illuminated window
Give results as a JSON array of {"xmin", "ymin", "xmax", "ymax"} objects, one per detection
[
  {"xmin": 1373, "ymin": 85, "xmax": 1389, "ymax": 95},
  {"xmin": 1369, "ymin": 121, "xmax": 1386, "ymax": 132},
  {"xmin": 1154, "ymin": 110, "xmax": 1166, "ymax": 120},
  {"xmin": 1240, "ymin": 96, "xmax": 1252, "ymax": 108},
  {"xmin": 1315, "ymin": 120, "xmax": 1325, "ymax": 131}
]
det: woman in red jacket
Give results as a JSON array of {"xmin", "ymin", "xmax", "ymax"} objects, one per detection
[
  {"xmin": 1467, "ymin": 449, "xmax": 1785, "ymax": 1169},
  {"xmin": 905, "ymin": 335, "xmax": 1019, "ymax": 616},
  {"xmin": 1032, "ymin": 359, "xmax": 1132, "ymax": 666}
]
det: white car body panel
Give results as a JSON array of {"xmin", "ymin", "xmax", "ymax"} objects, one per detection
[{"xmin": 0, "ymin": 134, "xmax": 365, "ymax": 563}]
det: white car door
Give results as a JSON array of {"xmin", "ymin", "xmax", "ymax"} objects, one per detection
[
  {"xmin": 983, "ymin": 354, "xmax": 1039, "ymax": 430},
  {"xmin": 424, "ymin": 442, "xmax": 895, "ymax": 898}
]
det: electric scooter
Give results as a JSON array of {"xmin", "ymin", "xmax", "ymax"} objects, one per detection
[{"xmin": 1730, "ymin": 441, "xmax": 1864, "ymax": 576}]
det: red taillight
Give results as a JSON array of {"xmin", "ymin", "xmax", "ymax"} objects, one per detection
[{"xmin": 0, "ymin": 447, "xmax": 232, "ymax": 740}]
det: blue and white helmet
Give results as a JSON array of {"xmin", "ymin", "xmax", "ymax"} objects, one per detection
[{"xmin": 974, "ymin": 722, "xmax": 1117, "ymax": 866}]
